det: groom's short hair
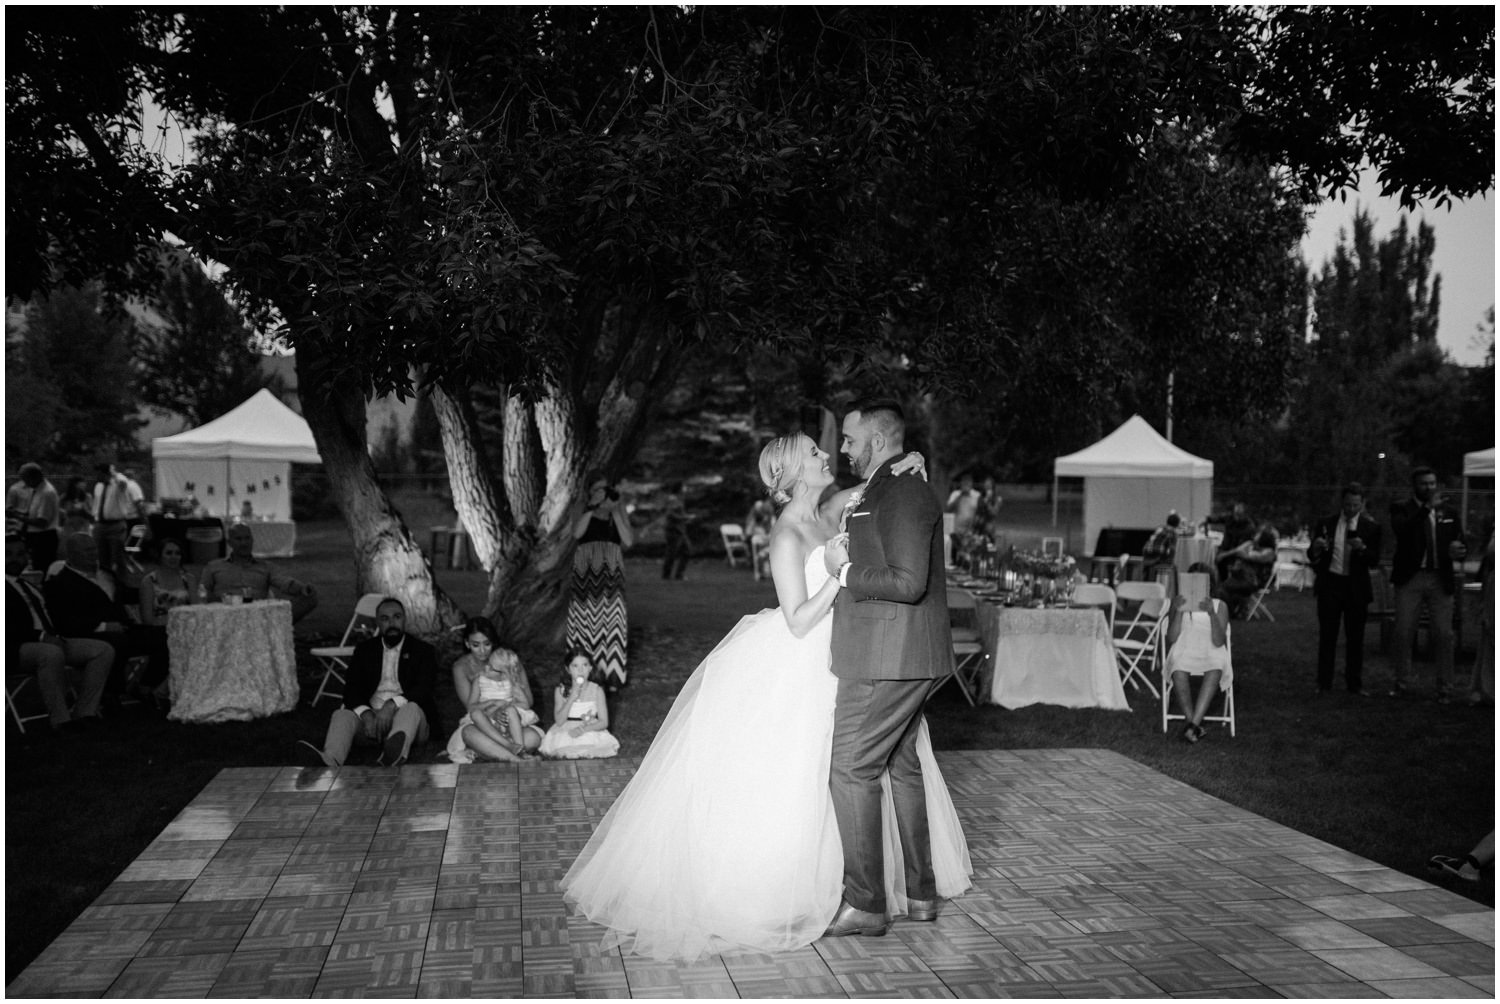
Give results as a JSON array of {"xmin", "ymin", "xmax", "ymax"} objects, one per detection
[{"xmin": 850, "ymin": 399, "xmax": 905, "ymax": 445}]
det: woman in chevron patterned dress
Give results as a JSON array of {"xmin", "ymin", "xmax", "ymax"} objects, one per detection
[{"xmin": 568, "ymin": 479, "xmax": 635, "ymax": 691}]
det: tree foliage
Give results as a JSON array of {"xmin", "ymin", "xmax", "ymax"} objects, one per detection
[
  {"xmin": 1287, "ymin": 210, "xmax": 1479, "ymax": 491},
  {"xmin": 131, "ymin": 249, "xmax": 277, "ymax": 426},
  {"xmin": 5, "ymin": 6, "xmax": 1493, "ymax": 638},
  {"xmin": 6, "ymin": 284, "xmax": 144, "ymax": 465}
]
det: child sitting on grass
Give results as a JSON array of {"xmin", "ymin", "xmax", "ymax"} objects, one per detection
[
  {"xmin": 540, "ymin": 649, "xmax": 620, "ymax": 759},
  {"xmin": 467, "ymin": 648, "xmax": 541, "ymax": 758}
]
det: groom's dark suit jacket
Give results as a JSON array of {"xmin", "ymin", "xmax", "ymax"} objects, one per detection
[{"xmin": 831, "ymin": 456, "xmax": 953, "ymax": 680}]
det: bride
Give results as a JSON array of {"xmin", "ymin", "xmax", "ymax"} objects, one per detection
[{"xmin": 560, "ymin": 432, "xmax": 972, "ymax": 961}]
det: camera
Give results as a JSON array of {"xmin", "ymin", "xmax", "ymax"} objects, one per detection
[{"xmin": 604, "ymin": 487, "xmax": 620, "ymax": 502}]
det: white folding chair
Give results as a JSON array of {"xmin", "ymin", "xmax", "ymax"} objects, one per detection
[
  {"xmin": 939, "ymin": 588, "xmax": 987, "ymax": 705},
  {"xmin": 1242, "ymin": 565, "xmax": 1277, "ymax": 621},
  {"xmin": 1114, "ymin": 581, "xmax": 1167, "ymax": 698},
  {"xmin": 1071, "ymin": 583, "xmax": 1116, "ymax": 631},
  {"xmin": 1162, "ymin": 622, "xmax": 1235, "ymax": 737},
  {"xmin": 308, "ymin": 593, "xmax": 385, "ymax": 706},
  {"xmin": 1041, "ymin": 537, "xmax": 1064, "ymax": 559},
  {"xmin": 750, "ymin": 531, "xmax": 771, "ymax": 581},
  {"xmin": 7, "ymin": 675, "xmax": 51, "ymax": 733},
  {"xmin": 719, "ymin": 524, "xmax": 750, "ymax": 568},
  {"xmin": 1274, "ymin": 546, "xmax": 1309, "ymax": 591},
  {"xmin": 123, "ymin": 523, "xmax": 148, "ymax": 574}
]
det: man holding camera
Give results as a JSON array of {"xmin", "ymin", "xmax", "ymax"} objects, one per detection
[
  {"xmin": 1388, "ymin": 467, "xmax": 1467, "ymax": 701},
  {"xmin": 1308, "ymin": 483, "xmax": 1382, "ymax": 696}
]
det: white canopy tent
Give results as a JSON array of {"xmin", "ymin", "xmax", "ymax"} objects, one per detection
[
  {"xmin": 152, "ymin": 389, "xmax": 321, "ymax": 527},
  {"xmin": 1053, "ymin": 415, "xmax": 1214, "ymax": 553},
  {"xmin": 1462, "ymin": 447, "xmax": 1494, "ymax": 534}
]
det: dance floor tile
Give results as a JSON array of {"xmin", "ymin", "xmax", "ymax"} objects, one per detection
[{"xmin": 9, "ymin": 751, "xmax": 1493, "ymax": 998}]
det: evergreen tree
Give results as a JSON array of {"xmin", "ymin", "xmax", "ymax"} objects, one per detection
[
  {"xmin": 12, "ymin": 283, "xmax": 144, "ymax": 464},
  {"xmin": 131, "ymin": 249, "xmax": 273, "ymax": 426}
]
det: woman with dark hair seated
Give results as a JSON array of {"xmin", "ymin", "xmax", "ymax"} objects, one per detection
[
  {"xmin": 1218, "ymin": 523, "xmax": 1278, "ymax": 618},
  {"xmin": 444, "ymin": 616, "xmax": 543, "ymax": 763},
  {"xmin": 135, "ymin": 538, "xmax": 199, "ymax": 707}
]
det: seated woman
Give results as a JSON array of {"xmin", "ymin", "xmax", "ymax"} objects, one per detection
[
  {"xmin": 135, "ymin": 538, "xmax": 199, "ymax": 707},
  {"xmin": 466, "ymin": 647, "xmax": 541, "ymax": 759},
  {"xmin": 539, "ymin": 650, "xmax": 620, "ymax": 759},
  {"xmin": 1217, "ymin": 523, "xmax": 1277, "ymax": 617},
  {"xmin": 445, "ymin": 616, "xmax": 543, "ymax": 763},
  {"xmin": 1166, "ymin": 565, "xmax": 1231, "ymax": 744}
]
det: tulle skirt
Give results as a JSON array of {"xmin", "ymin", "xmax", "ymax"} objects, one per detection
[{"xmin": 560, "ymin": 606, "xmax": 972, "ymax": 961}]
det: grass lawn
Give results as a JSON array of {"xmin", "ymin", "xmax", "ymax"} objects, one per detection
[{"xmin": 5, "ymin": 497, "xmax": 1494, "ymax": 981}]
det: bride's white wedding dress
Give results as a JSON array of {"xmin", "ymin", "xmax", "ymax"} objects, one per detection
[{"xmin": 561, "ymin": 545, "xmax": 973, "ymax": 961}]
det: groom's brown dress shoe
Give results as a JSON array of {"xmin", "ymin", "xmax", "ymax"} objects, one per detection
[
  {"xmin": 823, "ymin": 900, "xmax": 888, "ymax": 938},
  {"xmin": 906, "ymin": 898, "xmax": 940, "ymax": 922}
]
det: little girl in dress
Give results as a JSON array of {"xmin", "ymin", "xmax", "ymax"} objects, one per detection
[
  {"xmin": 468, "ymin": 649, "xmax": 541, "ymax": 758},
  {"xmin": 540, "ymin": 650, "xmax": 620, "ymax": 759},
  {"xmin": 1166, "ymin": 567, "xmax": 1231, "ymax": 744}
]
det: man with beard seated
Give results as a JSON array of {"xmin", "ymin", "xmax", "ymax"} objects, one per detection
[{"xmin": 296, "ymin": 597, "xmax": 440, "ymax": 768}]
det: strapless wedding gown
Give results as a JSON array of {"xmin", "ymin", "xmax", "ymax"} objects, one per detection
[{"xmin": 560, "ymin": 545, "xmax": 972, "ymax": 961}]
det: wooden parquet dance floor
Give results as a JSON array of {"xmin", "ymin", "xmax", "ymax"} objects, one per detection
[{"xmin": 10, "ymin": 748, "xmax": 1493, "ymax": 998}]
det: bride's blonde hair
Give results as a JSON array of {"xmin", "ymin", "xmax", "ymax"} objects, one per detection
[{"xmin": 758, "ymin": 434, "xmax": 802, "ymax": 508}]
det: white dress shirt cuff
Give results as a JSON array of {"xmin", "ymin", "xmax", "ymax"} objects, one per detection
[
  {"xmin": 838, "ymin": 562, "xmax": 852, "ymax": 587},
  {"xmin": 352, "ymin": 705, "xmax": 372, "ymax": 717}
]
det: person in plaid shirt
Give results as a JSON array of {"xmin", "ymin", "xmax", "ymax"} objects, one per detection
[{"xmin": 1143, "ymin": 512, "xmax": 1181, "ymax": 574}]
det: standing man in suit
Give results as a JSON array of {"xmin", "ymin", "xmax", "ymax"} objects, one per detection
[
  {"xmin": 822, "ymin": 400, "xmax": 956, "ymax": 937},
  {"xmin": 5, "ymin": 534, "xmax": 113, "ymax": 731},
  {"xmin": 297, "ymin": 597, "xmax": 439, "ymax": 767},
  {"xmin": 1308, "ymin": 483, "xmax": 1383, "ymax": 696},
  {"xmin": 1388, "ymin": 467, "xmax": 1468, "ymax": 701}
]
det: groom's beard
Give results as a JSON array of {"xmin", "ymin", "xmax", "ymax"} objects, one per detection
[{"xmin": 848, "ymin": 446, "xmax": 873, "ymax": 478}]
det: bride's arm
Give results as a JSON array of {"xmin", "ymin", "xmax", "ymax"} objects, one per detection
[
  {"xmin": 823, "ymin": 452, "xmax": 929, "ymax": 512},
  {"xmin": 770, "ymin": 533, "xmax": 840, "ymax": 639}
]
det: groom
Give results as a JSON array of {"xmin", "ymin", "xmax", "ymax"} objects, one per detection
[{"xmin": 822, "ymin": 400, "xmax": 953, "ymax": 937}]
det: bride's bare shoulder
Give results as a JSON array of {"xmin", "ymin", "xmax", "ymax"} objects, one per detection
[{"xmin": 768, "ymin": 523, "xmax": 816, "ymax": 563}]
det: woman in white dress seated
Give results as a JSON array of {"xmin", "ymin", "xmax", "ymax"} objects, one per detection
[
  {"xmin": 561, "ymin": 433, "xmax": 972, "ymax": 961},
  {"xmin": 1166, "ymin": 564, "xmax": 1232, "ymax": 744},
  {"xmin": 539, "ymin": 650, "xmax": 620, "ymax": 759}
]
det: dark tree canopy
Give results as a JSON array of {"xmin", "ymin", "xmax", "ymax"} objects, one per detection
[{"xmin": 5, "ymin": 6, "xmax": 1492, "ymax": 636}]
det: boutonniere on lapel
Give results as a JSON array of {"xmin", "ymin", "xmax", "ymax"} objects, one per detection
[{"xmin": 839, "ymin": 470, "xmax": 879, "ymax": 533}]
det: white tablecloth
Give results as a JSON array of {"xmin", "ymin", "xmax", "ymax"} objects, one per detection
[
  {"xmin": 1174, "ymin": 536, "xmax": 1219, "ymax": 574},
  {"xmin": 167, "ymin": 599, "xmax": 299, "ymax": 723},
  {"xmin": 978, "ymin": 602, "xmax": 1129, "ymax": 710}
]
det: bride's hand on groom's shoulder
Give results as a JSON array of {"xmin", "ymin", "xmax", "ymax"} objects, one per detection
[{"xmin": 891, "ymin": 451, "xmax": 927, "ymax": 481}]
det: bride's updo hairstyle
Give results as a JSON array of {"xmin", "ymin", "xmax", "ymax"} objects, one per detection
[{"xmin": 758, "ymin": 434, "xmax": 801, "ymax": 511}]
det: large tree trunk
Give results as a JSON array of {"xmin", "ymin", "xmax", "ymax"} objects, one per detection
[
  {"xmin": 432, "ymin": 312, "xmax": 682, "ymax": 653},
  {"xmin": 295, "ymin": 344, "xmax": 465, "ymax": 637}
]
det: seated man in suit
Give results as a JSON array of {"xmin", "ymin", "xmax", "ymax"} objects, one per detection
[
  {"xmin": 6, "ymin": 534, "xmax": 113, "ymax": 731},
  {"xmin": 201, "ymin": 522, "xmax": 318, "ymax": 621},
  {"xmin": 297, "ymin": 597, "xmax": 439, "ymax": 768}
]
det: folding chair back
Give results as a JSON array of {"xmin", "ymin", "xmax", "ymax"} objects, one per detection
[
  {"xmin": 308, "ymin": 592, "xmax": 386, "ymax": 706},
  {"xmin": 1041, "ymin": 537, "xmax": 1064, "ymax": 559},
  {"xmin": 1114, "ymin": 594, "xmax": 1166, "ymax": 698},
  {"xmin": 719, "ymin": 524, "xmax": 750, "ymax": 568},
  {"xmin": 7, "ymin": 675, "xmax": 50, "ymax": 733},
  {"xmin": 1071, "ymin": 583, "xmax": 1116, "ymax": 630},
  {"xmin": 1242, "ymin": 565, "xmax": 1277, "ymax": 621},
  {"xmin": 1162, "ymin": 622, "xmax": 1235, "ymax": 736},
  {"xmin": 937, "ymin": 587, "xmax": 986, "ymax": 706}
]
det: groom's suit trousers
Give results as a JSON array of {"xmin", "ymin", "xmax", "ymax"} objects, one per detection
[{"xmin": 830, "ymin": 675, "xmax": 938, "ymax": 914}]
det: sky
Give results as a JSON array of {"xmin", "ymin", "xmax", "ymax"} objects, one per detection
[{"xmin": 1300, "ymin": 168, "xmax": 1496, "ymax": 367}]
